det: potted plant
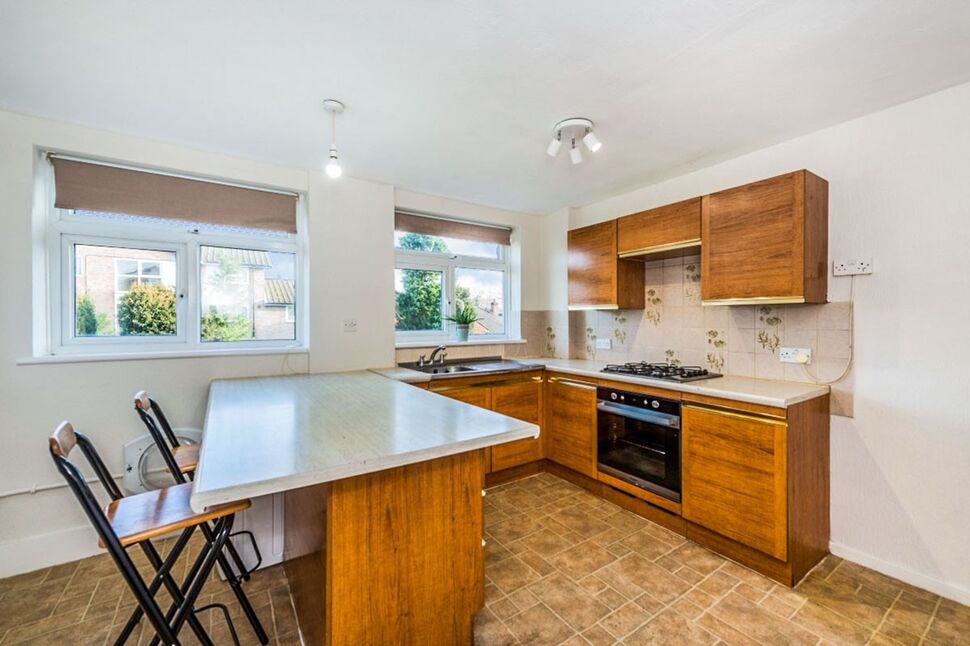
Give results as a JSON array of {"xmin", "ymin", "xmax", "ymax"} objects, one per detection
[{"xmin": 446, "ymin": 304, "xmax": 481, "ymax": 342}]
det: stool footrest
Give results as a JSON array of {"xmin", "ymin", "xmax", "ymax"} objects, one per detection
[
  {"xmin": 229, "ymin": 530, "xmax": 263, "ymax": 578},
  {"xmin": 195, "ymin": 602, "xmax": 241, "ymax": 646}
]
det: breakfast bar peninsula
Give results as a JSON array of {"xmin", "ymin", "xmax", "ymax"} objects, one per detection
[{"xmin": 191, "ymin": 371, "xmax": 538, "ymax": 645}]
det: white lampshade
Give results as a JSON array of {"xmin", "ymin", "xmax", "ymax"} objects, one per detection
[
  {"xmin": 569, "ymin": 145, "xmax": 582, "ymax": 165},
  {"xmin": 583, "ymin": 130, "xmax": 602, "ymax": 153},
  {"xmin": 546, "ymin": 135, "xmax": 562, "ymax": 157},
  {"xmin": 326, "ymin": 145, "xmax": 342, "ymax": 178}
]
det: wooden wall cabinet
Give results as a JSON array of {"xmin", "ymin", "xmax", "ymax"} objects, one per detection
[
  {"xmin": 568, "ymin": 221, "xmax": 644, "ymax": 310},
  {"xmin": 701, "ymin": 170, "xmax": 828, "ymax": 305},
  {"xmin": 545, "ymin": 375, "xmax": 598, "ymax": 478},
  {"xmin": 430, "ymin": 372, "xmax": 543, "ymax": 474},
  {"xmin": 617, "ymin": 197, "xmax": 701, "ymax": 258}
]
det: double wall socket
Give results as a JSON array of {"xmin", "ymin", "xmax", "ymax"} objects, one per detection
[
  {"xmin": 833, "ymin": 259, "xmax": 872, "ymax": 276},
  {"xmin": 779, "ymin": 347, "xmax": 812, "ymax": 364}
]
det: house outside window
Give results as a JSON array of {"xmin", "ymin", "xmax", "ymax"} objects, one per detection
[
  {"xmin": 45, "ymin": 155, "xmax": 305, "ymax": 356},
  {"xmin": 394, "ymin": 212, "xmax": 512, "ymax": 344}
]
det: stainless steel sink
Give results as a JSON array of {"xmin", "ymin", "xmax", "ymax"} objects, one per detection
[
  {"xmin": 414, "ymin": 364, "xmax": 478, "ymax": 375},
  {"xmin": 398, "ymin": 356, "xmax": 538, "ymax": 378}
]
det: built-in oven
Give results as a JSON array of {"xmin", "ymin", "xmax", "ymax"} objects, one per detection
[{"xmin": 596, "ymin": 386, "xmax": 681, "ymax": 503}]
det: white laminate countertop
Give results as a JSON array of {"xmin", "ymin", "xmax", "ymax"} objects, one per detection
[
  {"xmin": 532, "ymin": 359, "xmax": 829, "ymax": 408},
  {"xmin": 372, "ymin": 359, "xmax": 829, "ymax": 408},
  {"xmin": 190, "ymin": 371, "xmax": 538, "ymax": 510}
]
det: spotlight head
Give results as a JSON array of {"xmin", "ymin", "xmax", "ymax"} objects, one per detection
[
  {"xmin": 583, "ymin": 130, "xmax": 602, "ymax": 153},
  {"xmin": 569, "ymin": 139, "xmax": 582, "ymax": 165},
  {"xmin": 546, "ymin": 133, "xmax": 562, "ymax": 157}
]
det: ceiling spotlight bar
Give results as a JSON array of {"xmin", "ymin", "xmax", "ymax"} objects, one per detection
[{"xmin": 546, "ymin": 117, "xmax": 602, "ymax": 164}]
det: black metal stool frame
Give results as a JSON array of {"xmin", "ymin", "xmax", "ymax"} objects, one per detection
[
  {"xmin": 135, "ymin": 396, "xmax": 261, "ymax": 579},
  {"xmin": 50, "ymin": 430, "xmax": 236, "ymax": 646},
  {"xmin": 135, "ymin": 398, "xmax": 269, "ymax": 645}
]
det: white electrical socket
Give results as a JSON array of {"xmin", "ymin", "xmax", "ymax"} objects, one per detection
[
  {"xmin": 779, "ymin": 347, "xmax": 812, "ymax": 364},
  {"xmin": 595, "ymin": 338, "xmax": 612, "ymax": 350},
  {"xmin": 343, "ymin": 318, "xmax": 358, "ymax": 333},
  {"xmin": 833, "ymin": 259, "xmax": 872, "ymax": 276}
]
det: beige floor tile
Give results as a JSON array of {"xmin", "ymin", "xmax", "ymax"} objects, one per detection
[
  {"xmin": 708, "ymin": 592, "xmax": 819, "ymax": 645},
  {"xmin": 623, "ymin": 608, "xmax": 717, "ymax": 645},
  {"xmin": 530, "ymin": 573, "xmax": 611, "ymax": 631},
  {"xmin": 599, "ymin": 601, "xmax": 653, "ymax": 639},
  {"xmin": 503, "ymin": 602, "xmax": 575, "ymax": 644},
  {"xmin": 0, "ymin": 473, "xmax": 959, "ymax": 646},
  {"xmin": 488, "ymin": 556, "xmax": 543, "ymax": 594},
  {"xmin": 550, "ymin": 541, "xmax": 618, "ymax": 580},
  {"xmin": 791, "ymin": 600, "xmax": 873, "ymax": 646}
]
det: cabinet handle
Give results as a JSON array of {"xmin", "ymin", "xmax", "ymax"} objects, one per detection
[
  {"xmin": 549, "ymin": 377, "xmax": 596, "ymax": 390},
  {"xmin": 682, "ymin": 404, "xmax": 788, "ymax": 426}
]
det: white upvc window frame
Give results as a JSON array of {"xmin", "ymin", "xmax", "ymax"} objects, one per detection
[
  {"xmin": 394, "ymin": 241, "xmax": 513, "ymax": 345},
  {"xmin": 44, "ymin": 163, "xmax": 308, "ymax": 357}
]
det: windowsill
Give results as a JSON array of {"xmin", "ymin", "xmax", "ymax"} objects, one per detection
[
  {"xmin": 395, "ymin": 338, "xmax": 527, "ymax": 349},
  {"xmin": 17, "ymin": 346, "xmax": 309, "ymax": 366}
]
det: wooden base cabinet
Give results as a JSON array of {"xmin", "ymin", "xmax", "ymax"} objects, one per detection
[
  {"xmin": 682, "ymin": 405, "xmax": 788, "ymax": 560},
  {"xmin": 545, "ymin": 375, "xmax": 597, "ymax": 478},
  {"xmin": 490, "ymin": 378, "xmax": 543, "ymax": 471},
  {"xmin": 430, "ymin": 372, "xmax": 544, "ymax": 474},
  {"xmin": 681, "ymin": 395, "xmax": 830, "ymax": 585}
]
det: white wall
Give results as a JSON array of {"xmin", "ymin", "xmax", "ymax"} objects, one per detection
[
  {"xmin": 566, "ymin": 82, "xmax": 970, "ymax": 603},
  {"xmin": 0, "ymin": 110, "xmax": 417, "ymax": 574}
]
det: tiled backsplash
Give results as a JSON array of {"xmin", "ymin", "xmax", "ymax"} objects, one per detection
[
  {"xmin": 566, "ymin": 254, "xmax": 854, "ymax": 416},
  {"xmin": 393, "ymin": 258, "xmax": 853, "ymax": 416}
]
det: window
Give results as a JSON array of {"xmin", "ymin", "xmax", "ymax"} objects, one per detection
[
  {"xmin": 394, "ymin": 212, "xmax": 512, "ymax": 343},
  {"xmin": 46, "ymin": 156, "xmax": 305, "ymax": 355}
]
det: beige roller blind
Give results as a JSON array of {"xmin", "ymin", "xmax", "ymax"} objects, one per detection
[
  {"xmin": 395, "ymin": 211, "xmax": 511, "ymax": 245},
  {"xmin": 51, "ymin": 157, "xmax": 298, "ymax": 234}
]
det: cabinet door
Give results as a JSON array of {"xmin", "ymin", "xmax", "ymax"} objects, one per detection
[
  {"xmin": 490, "ymin": 378, "xmax": 542, "ymax": 472},
  {"xmin": 437, "ymin": 386, "xmax": 493, "ymax": 472},
  {"xmin": 546, "ymin": 376, "xmax": 597, "ymax": 478},
  {"xmin": 701, "ymin": 170, "xmax": 827, "ymax": 304},
  {"xmin": 568, "ymin": 221, "xmax": 618, "ymax": 308},
  {"xmin": 618, "ymin": 197, "xmax": 701, "ymax": 256},
  {"xmin": 682, "ymin": 405, "xmax": 788, "ymax": 560},
  {"xmin": 568, "ymin": 221, "xmax": 644, "ymax": 309}
]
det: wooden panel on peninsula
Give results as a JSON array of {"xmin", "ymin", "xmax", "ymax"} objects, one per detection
[{"xmin": 284, "ymin": 450, "xmax": 485, "ymax": 645}]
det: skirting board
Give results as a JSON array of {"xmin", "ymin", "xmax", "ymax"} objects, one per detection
[
  {"xmin": 0, "ymin": 494, "xmax": 285, "ymax": 579},
  {"xmin": 830, "ymin": 541, "xmax": 970, "ymax": 606},
  {"xmin": 0, "ymin": 524, "xmax": 100, "ymax": 578}
]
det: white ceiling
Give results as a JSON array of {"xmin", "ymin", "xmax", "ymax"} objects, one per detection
[{"xmin": 2, "ymin": 1, "xmax": 970, "ymax": 214}]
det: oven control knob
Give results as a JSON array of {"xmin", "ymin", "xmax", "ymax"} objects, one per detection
[
  {"xmin": 610, "ymin": 392, "xmax": 618, "ymax": 400},
  {"xmin": 651, "ymin": 400, "xmax": 660, "ymax": 409}
]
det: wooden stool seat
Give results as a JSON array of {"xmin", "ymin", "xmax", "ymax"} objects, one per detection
[
  {"xmin": 173, "ymin": 443, "xmax": 200, "ymax": 474},
  {"xmin": 103, "ymin": 482, "xmax": 250, "ymax": 547}
]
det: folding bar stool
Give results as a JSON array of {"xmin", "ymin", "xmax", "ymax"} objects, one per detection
[
  {"xmin": 49, "ymin": 421, "xmax": 246, "ymax": 645},
  {"xmin": 133, "ymin": 392, "xmax": 269, "ymax": 644},
  {"xmin": 133, "ymin": 393, "xmax": 260, "ymax": 579}
]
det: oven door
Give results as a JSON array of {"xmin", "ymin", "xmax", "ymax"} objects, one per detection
[{"xmin": 596, "ymin": 401, "xmax": 681, "ymax": 502}]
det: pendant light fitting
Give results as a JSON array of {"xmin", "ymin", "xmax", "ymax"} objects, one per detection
[{"xmin": 323, "ymin": 99, "xmax": 345, "ymax": 179}]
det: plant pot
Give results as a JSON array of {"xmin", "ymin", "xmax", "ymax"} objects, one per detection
[{"xmin": 455, "ymin": 324, "xmax": 470, "ymax": 342}]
